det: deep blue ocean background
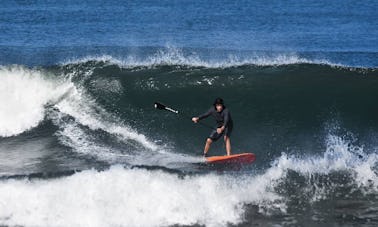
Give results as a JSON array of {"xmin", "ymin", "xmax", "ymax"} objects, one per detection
[
  {"xmin": 1, "ymin": 0, "xmax": 377, "ymax": 66},
  {"xmin": 1, "ymin": 1, "xmax": 378, "ymax": 226}
]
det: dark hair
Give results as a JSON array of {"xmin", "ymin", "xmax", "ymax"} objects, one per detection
[{"xmin": 213, "ymin": 97, "xmax": 224, "ymax": 107}]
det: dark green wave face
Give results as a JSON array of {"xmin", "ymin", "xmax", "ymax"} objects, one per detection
[
  {"xmin": 67, "ymin": 62, "xmax": 378, "ymax": 165},
  {"xmin": 2, "ymin": 61, "xmax": 377, "ymax": 173}
]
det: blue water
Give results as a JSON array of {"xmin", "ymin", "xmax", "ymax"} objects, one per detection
[
  {"xmin": 1, "ymin": 0, "xmax": 377, "ymax": 67},
  {"xmin": 1, "ymin": 1, "xmax": 378, "ymax": 227}
]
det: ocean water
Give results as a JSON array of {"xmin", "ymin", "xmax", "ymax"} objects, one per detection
[{"xmin": 0, "ymin": 0, "xmax": 378, "ymax": 226}]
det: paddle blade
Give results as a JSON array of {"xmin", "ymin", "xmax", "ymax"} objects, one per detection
[{"xmin": 154, "ymin": 102, "xmax": 166, "ymax": 110}]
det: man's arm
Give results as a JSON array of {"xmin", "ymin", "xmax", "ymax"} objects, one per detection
[
  {"xmin": 223, "ymin": 109, "xmax": 230, "ymax": 128},
  {"xmin": 217, "ymin": 109, "xmax": 230, "ymax": 133},
  {"xmin": 198, "ymin": 108, "xmax": 213, "ymax": 120},
  {"xmin": 192, "ymin": 107, "xmax": 213, "ymax": 123}
]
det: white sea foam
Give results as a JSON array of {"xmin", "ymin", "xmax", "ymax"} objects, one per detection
[
  {"xmin": 0, "ymin": 134, "xmax": 377, "ymax": 227},
  {"xmin": 0, "ymin": 65, "xmax": 158, "ymax": 154},
  {"xmin": 271, "ymin": 135, "xmax": 373, "ymax": 176},
  {"xmin": 265, "ymin": 134, "xmax": 378, "ymax": 201},
  {"xmin": 53, "ymin": 89, "xmax": 158, "ymax": 151},
  {"xmin": 0, "ymin": 166, "xmax": 283, "ymax": 227},
  {"xmin": 0, "ymin": 66, "xmax": 73, "ymax": 137}
]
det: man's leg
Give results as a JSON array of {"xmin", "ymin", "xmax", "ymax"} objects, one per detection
[
  {"xmin": 224, "ymin": 136, "xmax": 231, "ymax": 156},
  {"xmin": 204, "ymin": 138, "xmax": 212, "ymax": 156}
]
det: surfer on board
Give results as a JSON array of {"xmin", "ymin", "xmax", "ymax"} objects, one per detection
[{"xmin": 192, "ymin": 98, "xmax": 233, "ymax": 157}]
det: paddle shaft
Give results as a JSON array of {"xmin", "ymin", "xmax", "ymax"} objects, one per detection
[{"xmin": 154, "ymin": 102, "xmax": 215, "ymax": 130}]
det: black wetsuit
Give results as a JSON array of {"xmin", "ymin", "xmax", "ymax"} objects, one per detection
[{"xmin": 198, "ymin": 106, "xmax": 233, "ymax": 141}]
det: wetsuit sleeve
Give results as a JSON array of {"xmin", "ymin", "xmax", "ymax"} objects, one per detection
[
  {"xmin": 223, "ymin": 109, "xmax": 230, "ymax": 128},
  {"xmin": 198, "ymin": 107, "xmax": 213, "ymax": 120}
]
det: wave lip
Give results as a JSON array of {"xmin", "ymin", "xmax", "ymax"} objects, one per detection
[
  {"xmin": 62, "ymin": 47, "xmax": 343, "ymax": 69},
  {"xmin": 0, "ymin": 66, "xmax": 72, "ymax": 137},
  {"xmin": 0, "ymin": 63, "xmax": 158, "ymax": 150}
]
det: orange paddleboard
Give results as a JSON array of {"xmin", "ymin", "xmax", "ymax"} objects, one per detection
[{"xmin": 205, "ymin": 153, "xmax": 256, "ymax": 164}]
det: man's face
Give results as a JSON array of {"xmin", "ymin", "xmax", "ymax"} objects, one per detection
[{"xmin": 215, "ymin": 104, "xmax": 223, "ymax": 112}]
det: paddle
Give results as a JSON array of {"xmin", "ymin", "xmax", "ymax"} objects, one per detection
[
  {"xmin": 154, "ymin": 102, "xmax": 214, "ymax": 130},
  {"xmin": 154, "ymin": 102, "xmax": 178, "ymax": 114}
]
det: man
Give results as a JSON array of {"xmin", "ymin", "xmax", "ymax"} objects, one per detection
[{"xmin": 192, "ymin": 98, "xmax": 233, "ymax": 157}]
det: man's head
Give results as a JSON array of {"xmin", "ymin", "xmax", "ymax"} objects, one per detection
[{"xmin": 213, "ymin": 97, "xmax": 224, "ymax": 112}]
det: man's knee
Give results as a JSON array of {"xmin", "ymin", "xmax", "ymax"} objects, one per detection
[
  {"xmin": 224, "ymin": 136, "xmax": 230, "ymax": 141},
  {"xmin": 206, "ymin": 138, "xmax": 213, "ymax": 144}
]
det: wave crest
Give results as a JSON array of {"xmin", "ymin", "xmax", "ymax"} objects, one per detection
[
  {"xmin": 62, "ymin": 47, "xmax": 340, "ymax": 69},
  {"xmin": 0, "ymin": 66, "xmax": 72, "ymax": 137}
]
